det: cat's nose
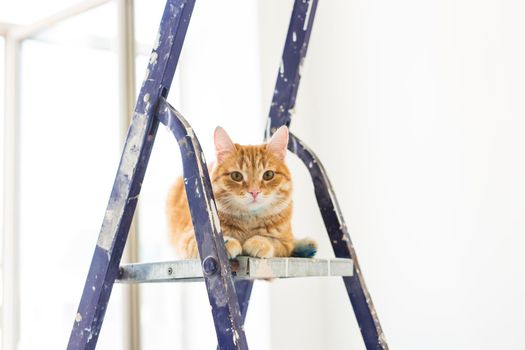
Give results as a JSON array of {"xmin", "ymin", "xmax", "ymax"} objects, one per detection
[{"xmin": 249, "ymin": 190, "xmax": 260, "ymax": 200}]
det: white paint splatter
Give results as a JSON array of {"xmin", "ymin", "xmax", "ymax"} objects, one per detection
[
  {"xmin": 153, "ymin": 31, "xmax": 161, "ymax": 50},
  {"xmin": 186, "ymin": 126, "xmax": 195, "ymax": 139},
  {"xmin": 142, "ymin": 68, "xmax": 150, "ymax": 85},
  {"xmin": 233, "ymin": 329, "xmax": 240, "ymax": 345},
  {"xmin": 149, "ymin": 51, "xmax": 158, "ymax": 65},
  {"xmin": 195, "ymin": 178, "xmax": 200, "ymax": 197},
  {"xmin": 210, "ymin": 199, "xmax": 221, "ymax": 233},
  {"xmin": 298, "ymin": 58, "xmax": 305, "ymax": 77},
  {"xmin": 303, "ymin": 0, "xmax": 313, "ymax": 31}
]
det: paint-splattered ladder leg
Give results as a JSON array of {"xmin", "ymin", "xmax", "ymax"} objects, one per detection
[
  {"xmin": 215, "ymin": 280, "xmax": 254, "ymax": 350},
  {"xmin": 265, "ymin": 0, "xmax": 389, "ymax": 348},
  {"xmin": 157, "ymin": 99, "xmax": 249, "ymax": 350},
  {"xmin": 288, "ymin": 134, "xmax": 389, "ymax": 350},
  {"xmin": 264, "ymin": 0, "xmax": 319, "ymax": 139},
  {"xmin": 234, "ymin": 280, "xmax": 254, "ymax": 322},
  {"xmin": 67, "ymin": 1, "xmax": 195, "ymax": 349}
]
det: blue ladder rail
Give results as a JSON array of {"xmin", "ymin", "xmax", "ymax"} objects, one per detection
[{"xmin": 67, "ymin": 0, "xmax": 389, "ymax": 349}]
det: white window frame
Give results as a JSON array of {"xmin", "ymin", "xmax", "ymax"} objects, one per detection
[{"xmin": 1, "ymin": 1, "xmax": 140, "ymax": 349}]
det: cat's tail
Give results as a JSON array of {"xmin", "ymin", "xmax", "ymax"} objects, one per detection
[{"xmin": 291, "ymin": 238, "xmax": 317, "ymax": 258}]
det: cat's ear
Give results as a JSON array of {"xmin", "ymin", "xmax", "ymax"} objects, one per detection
[
  {"xmin": 267, "ymin": 126, "xmax": 289, "ymax": 160},
  {"xmin": 214, "ymin": 126, "xmax": 236, "ymax": 162}
]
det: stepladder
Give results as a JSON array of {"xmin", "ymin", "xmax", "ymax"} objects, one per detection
[{"xmin": 67, "ymin": 0, "xmax": 389, "ymax": 349}]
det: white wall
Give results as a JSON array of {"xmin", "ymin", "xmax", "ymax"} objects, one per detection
[
  {"xmin": 5, "ymin": 0, "xmax": 525, "ymax": 349},
  {"xmin": 259, "ymin": 0, "xmax": 525, "ymax": 349}
]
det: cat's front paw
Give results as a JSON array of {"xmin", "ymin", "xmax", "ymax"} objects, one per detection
[
  {"xmin": 242, "ymin": 236, "xmax": 275, "ymax": 258},
  {"xmin": 223, "ymin": 236, "xmax": 242, "ymax": 259}
]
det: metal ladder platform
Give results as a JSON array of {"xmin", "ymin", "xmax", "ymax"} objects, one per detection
[
  {"xmin": 118, "ymin": 257, "xmax": 354, "ymax": 283},
  {"xmin": 67, "ymin": 0, "xmax": 389, "ymax": 349}
]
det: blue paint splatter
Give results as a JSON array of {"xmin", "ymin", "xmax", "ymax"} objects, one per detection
[{"xmin": 292, "ymin": 239, "xmax": 317, "ymax": 258}]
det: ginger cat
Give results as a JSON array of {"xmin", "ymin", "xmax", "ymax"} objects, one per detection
[{"xmin": 166, "ymin": 125, "xmax": 316, "ymax": 259}]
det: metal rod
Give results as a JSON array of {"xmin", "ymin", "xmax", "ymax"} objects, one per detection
[
  {"xmin": 117, "ymin": 257, "xmax": 353, "ymax": 283},
  {"xmin": 117, "ymin": 0, "xmax": 140, "ymax": 349},
  {"xmin": 2, "ymin": 34, "xmax": 21, "ymax": 350}
]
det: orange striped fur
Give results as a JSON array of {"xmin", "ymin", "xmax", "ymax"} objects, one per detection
[{"xmin": 166, "ymin": 126, "xmax": 313, "ymax": 259}]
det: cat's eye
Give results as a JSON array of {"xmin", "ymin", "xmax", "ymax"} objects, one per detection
[
  {"xmin": 230, "ymin": 171, "xmax": 243, "ymax": 182},
  {"xmin": 263, "ymin": 170, "xmax": 275, "ymax": 181}
]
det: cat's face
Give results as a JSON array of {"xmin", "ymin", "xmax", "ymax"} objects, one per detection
[{"xmin": 211, "ymin": 126, "xmax": 292, "ymax": 216}]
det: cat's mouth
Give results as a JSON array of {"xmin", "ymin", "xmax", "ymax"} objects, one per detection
[{"xmin": 244, "ymin": 198, "xmax": 268, "ymax": 211}]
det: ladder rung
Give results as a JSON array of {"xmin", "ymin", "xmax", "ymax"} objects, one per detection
[{"xmin": 117, "ymin": 257, "xmax": 353, "ymax": 283}]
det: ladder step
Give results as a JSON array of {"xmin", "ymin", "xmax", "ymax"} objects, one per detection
[{"xmin": 117, "ymin": 257, "xmax": 353, "ymax": 283}]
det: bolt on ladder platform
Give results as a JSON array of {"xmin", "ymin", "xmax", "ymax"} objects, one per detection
[{"xmin": 67, "ymin": 0, "xmax": 388, "ymax": 349}]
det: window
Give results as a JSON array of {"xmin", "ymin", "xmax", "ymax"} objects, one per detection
[{"xmin": 16, "ymin": 3, "xmax": 125, "ymax": 349}]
